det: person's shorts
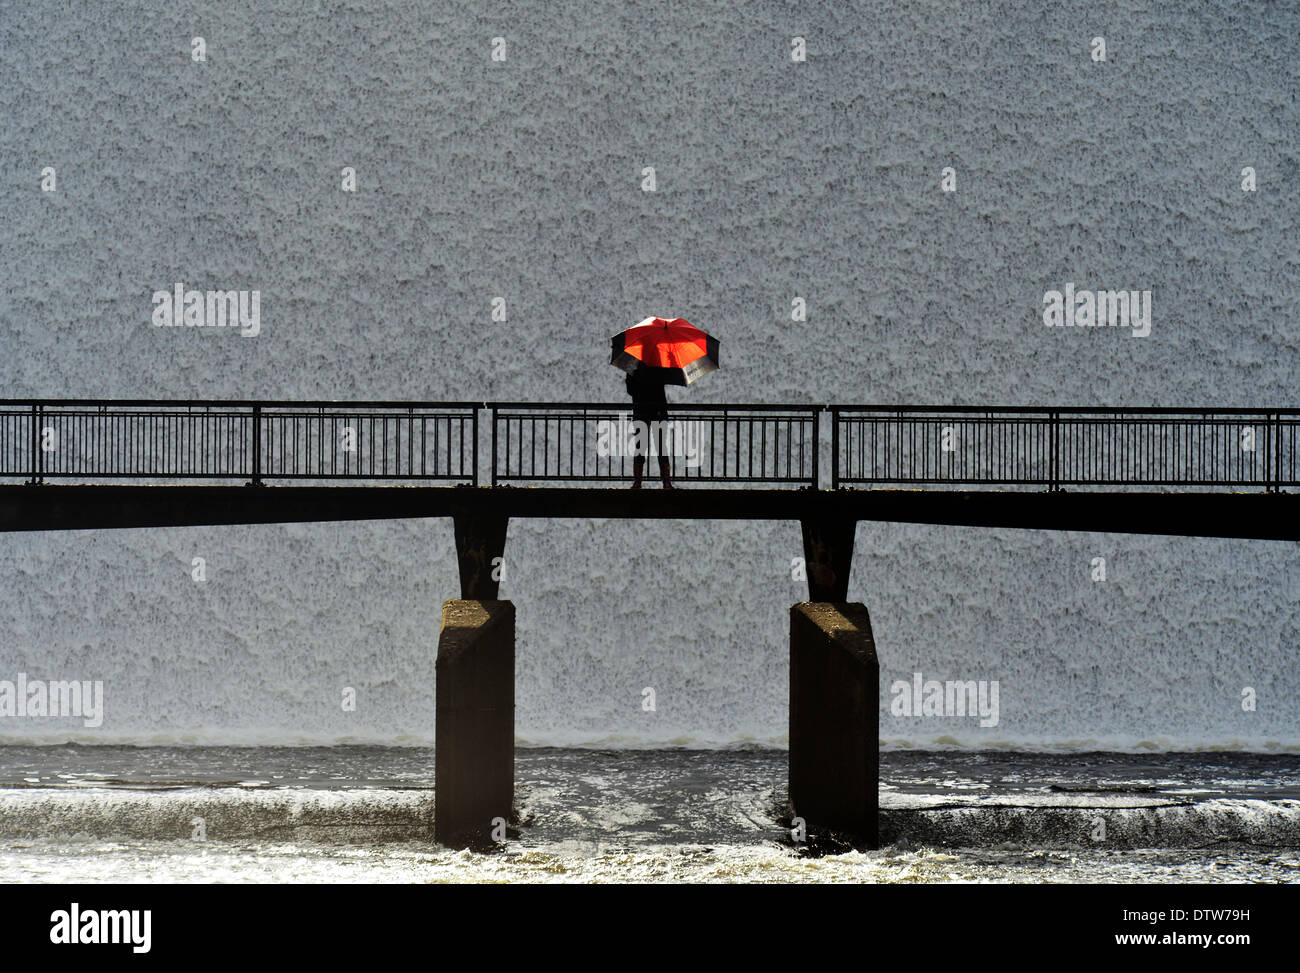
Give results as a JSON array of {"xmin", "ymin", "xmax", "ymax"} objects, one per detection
[{"xmin": 631, "ymin": 403, "xmax": 668, "ymax": 426}]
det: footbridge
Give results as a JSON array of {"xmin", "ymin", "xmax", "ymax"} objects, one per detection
[{"xmin": 3, "ymin": 399, "xmax": 1295, "ymax": 846}]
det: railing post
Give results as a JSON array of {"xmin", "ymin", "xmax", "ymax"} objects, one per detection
[
  {"xmin": 811, "ymin": 407, "xmax": 820, "ymax": 490},
  {"xmin": 250, "ymin": 404, "xmax": 263, "ymax": 486},
  {"xmin": 829, "ymin": 406, "xmax": 838, "ymax": 490},
  {"xmin": 1271, "ymin": 412, "xmax": 1281, "ymax": 493},
  {"xmin": 28, "ymin": 403, "xmax": 41, "ymax": 485},
  {"xmin": 1049, "ymin": 410, "xmax": 1060, "ymax": 492},
  {"xmin": 489, "ymin": 405, "xmax": 498, "ymax": 487},
  {"xmin": 472, "ymin": 405, "xmax": 479, "ymax": 487}
]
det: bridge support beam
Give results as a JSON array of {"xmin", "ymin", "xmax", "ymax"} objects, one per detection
[
  {"xmin": 452, "ymin": 512, "xmax": 508, "ymax": 599},
  {"xmin": 789, "ymin": 602, "xmax": 878, "ymax": 847},
  {"xmin": 435, "ymin": 599, "xmax": 515, "ymax": 846},
  {"xmin": 800, "ymin": 517, "xmax": 856, "ymax": 602}
]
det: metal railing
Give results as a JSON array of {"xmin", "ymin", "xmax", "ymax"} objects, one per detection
[
  {"xmin": 832, "ymin": 407, "xmax": 1300, "ymax": 491},
  {"xmin": 2, "ymin": 400, "xmax": 1295, "ymax": 492},
  {"xmin": 0, "ymin": 400, "xmax": 479, "ymax": 484},
  {"xmin": 489, "ymin": 402, "xmax": 820, "ymax": 487}
]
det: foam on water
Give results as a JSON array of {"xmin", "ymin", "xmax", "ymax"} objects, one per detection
[
  {"xmin": 2, "ymin": 746, "xmax": 1298, "ymax": 882},
  {"xmin": 7, "ymin": 838, "xmax": 1298, "ymax": 884}
]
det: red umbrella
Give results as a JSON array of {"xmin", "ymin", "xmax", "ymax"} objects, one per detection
[{"xmin": 610, "ymin": 316, "xmax": 720, "ymax": 386}]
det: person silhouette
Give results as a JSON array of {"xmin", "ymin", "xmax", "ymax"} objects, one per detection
[{"xmin": 626, "ymin": 368, "xmax": 673, "ymax": 489}]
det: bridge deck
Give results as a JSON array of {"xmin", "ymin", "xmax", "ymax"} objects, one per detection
[
  {"xmin": 2, "ymin": 400, "xmax": 1295, "ymax": 541},
  {"xmin": 1, "ymin": 484, "xmax": 1293, "ymax": 541}
]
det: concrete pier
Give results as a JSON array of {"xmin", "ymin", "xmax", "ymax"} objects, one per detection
[
  {"xmin": 434, "ymin": 600, "xmax": 515, "ymax": 845},
  {"xmin": 789, "ymin": 602, "xmax": 879, "ymax": 846},
  {"xmin": 452, "ymin": 512, "xmax": 509, "ymax": 599},
  {"xmin": 800, "ymin": 517, "xmax": 857, "ymax": 601}
]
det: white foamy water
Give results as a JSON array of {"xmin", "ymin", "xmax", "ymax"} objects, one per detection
[
  {"xmin": 7, "ymin": 838, "xmax": 1300, "ymax": 884},
  {"xmin": 0, "ymin": 1, "xmax": 1297, "ymax": 751},
  {"xmin": 1, "ymin": 747, "xmax": 1298, "ymax": 882}
]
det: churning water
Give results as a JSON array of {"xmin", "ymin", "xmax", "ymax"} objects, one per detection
[{"xmin": 1, "ymin": 746, "xmax": 1297, "ymax": 883}]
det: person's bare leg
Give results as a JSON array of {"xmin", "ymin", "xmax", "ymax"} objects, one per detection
[
  {"xmin": 631, "ymin": 455, "xmax": 645, "ymax": 489},
  {"xmin": 659, "ymin": 455, "xmax": 673, "ymax": 489}
]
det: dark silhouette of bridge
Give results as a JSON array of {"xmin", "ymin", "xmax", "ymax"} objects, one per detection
[
  {"xmin": 2, "ymin": 397, "xmax": 1296, "ymax": 605},
  {"xmin": 3, "ymin": 398, "xmax": 1296, "ymax": 845},
  {"xmin": 2, "ymin": 399, "xmax": 1296, "ymax": 601}
]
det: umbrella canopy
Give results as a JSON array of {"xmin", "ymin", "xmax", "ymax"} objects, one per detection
[{"xmin": 610, "ymin": 316, "xmax": 720, "ymax": 387}]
